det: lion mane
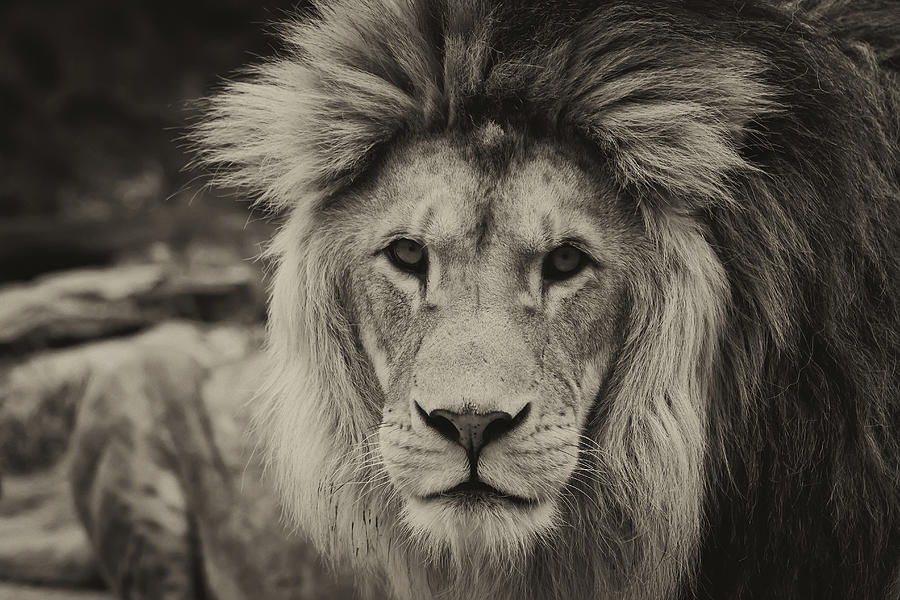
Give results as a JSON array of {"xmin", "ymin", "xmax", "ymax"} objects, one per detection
[{"xmin": 196, "ymin": 1, "xmax": 900, "ymax": 598}]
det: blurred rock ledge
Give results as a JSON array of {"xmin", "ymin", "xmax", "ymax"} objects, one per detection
[
  {"xmin": 0, "ymin": 260, "xmax": 265, "ymax": 357},
  {"xmin": 0, "ymin": 321, "xmax": 264, "ymax": 596},
  {"xmin": 1, "ymin": 321, "xmax": 263, "ymax": 475},
  {"xmin": 0, "ymin": 253, "xmax": 269, "ymax": 596},
  {"xmin": 0, "ymin": 464, "xmax": 104, "ymax": 589}
]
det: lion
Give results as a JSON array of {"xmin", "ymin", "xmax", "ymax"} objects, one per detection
[{"xmin": 68, "ymin": 0, "xmax": 899, "ymax": 599}]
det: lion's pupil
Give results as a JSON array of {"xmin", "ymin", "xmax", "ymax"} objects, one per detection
[
  {"xmin": 395, "ymin": 239, "xmax": 423, "ymax": 266},
  {"xmin": 551, "ymin": 246, "xmax": 580, "ymax": 273}
]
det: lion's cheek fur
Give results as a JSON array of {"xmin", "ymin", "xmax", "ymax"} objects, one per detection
[
  {"xmin": 569, "ymin": 214, "xmax": 728, "ymax": 598},
  {"xmin": 253, "ymin": 223, "xmax": 400, "ymax": 584}
]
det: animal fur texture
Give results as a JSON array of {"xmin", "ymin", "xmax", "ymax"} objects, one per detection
[{"xmin": 196, "ymin": 1, "xmax": 900, "ymax": 598}]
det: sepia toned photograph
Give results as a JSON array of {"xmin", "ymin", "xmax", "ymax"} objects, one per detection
[{"xmin": 1, "ymin": 1, "xmax": 898, "ymax": 599}]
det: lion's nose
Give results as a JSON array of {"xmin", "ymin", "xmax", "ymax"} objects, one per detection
[{"xmin": 416, "ymin": 402, "xmax": 531, "ymax": 461}]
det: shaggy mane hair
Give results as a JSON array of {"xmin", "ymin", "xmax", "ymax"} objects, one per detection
[{"xmin": 195, "ymin": 1, "xmax": 899, "ymax": 598}]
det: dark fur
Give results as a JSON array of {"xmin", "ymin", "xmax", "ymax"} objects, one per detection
[
  {"xmin": 695, "ymin": 2, "xmax": 900, "ymax": 596},
  {"xmin": 197, "ymin": 1, "xmax": 900, "ymax": 598}
]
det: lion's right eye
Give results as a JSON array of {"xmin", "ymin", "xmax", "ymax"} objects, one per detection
[
  {"xmin": 386, "ymin": 238, "xmax": 428, "ymax": 275},
  {"xmin": 542, "ymin": 244, "xmax": 588, "ymax": 281}
]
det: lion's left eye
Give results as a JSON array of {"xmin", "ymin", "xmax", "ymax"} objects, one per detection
[
  {"xmin": 542, "ymin": 245, "xmax": 587, "ymax": 281},
  {"xmin": 386, "ymin": 238, "xmax": 428, "ymax": 275}
]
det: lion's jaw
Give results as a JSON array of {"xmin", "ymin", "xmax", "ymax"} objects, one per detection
[{"xmin": 346, "ymin": 132, "xmax": 633, "ymax": 560}]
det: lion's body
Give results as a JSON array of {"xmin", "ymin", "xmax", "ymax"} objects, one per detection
[{"xmin": 72, "ymin": 1, "xmax": 898, "ymax": 599}]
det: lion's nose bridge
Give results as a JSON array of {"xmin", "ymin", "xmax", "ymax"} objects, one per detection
[{"xmin": 412, "ymin": 314, "xmax": 536, "ymax": 417}]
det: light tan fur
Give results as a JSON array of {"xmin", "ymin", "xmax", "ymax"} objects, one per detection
[{"xmin": 255, "ymin": 130, "xmax": 728, "ymax": 599}]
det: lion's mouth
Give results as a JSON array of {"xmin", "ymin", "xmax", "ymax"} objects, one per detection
[{"xmin": 424, "ymin": 480, "xmax": 537, "ymax": 508}]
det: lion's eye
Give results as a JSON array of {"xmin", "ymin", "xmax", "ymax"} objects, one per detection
[
  {"xmin": 386, "ymin": 238, "xmax": 428, "ymax": 274},
  {"xmin": 542, "ymin": 245, "xmax": 587, "ymax": 281}
]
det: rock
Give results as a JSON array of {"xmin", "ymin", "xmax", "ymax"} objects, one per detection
[
  {"xmin": 0, "ymin": 322, "xmax": 262, "ymax": 475},
  {"xmin": 0, "ymin": 583, "xmax": 111, "ymax": 600},
  {"xmin": 0, "ymin": 322, "xmax": 265, "ymax": 596},
  {"xmin": 62, "ymin": 329, "xmax": 354, "ymax": 599},
  {"xmin": 0, "ymin": 465, "xmax": 104, "ymax": 588},
  {"xmin": 0, "ymin": 262, "xmax": 264, "ymax": 357},
  {"xmin": 0, "ymin": 318, "xmax": 352, "ymax": 598}
]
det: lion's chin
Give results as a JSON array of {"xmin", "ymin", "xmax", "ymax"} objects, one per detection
[{"xmin": 401, "ymin": 493, "xmax": 559, "ymax": 560}]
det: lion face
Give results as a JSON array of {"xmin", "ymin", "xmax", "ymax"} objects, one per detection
[{"xmin": 332, "ymin": 129, "xmax": 641, "ymax": 556}]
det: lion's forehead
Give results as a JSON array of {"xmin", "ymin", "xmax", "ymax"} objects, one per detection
[{"xmin": 360, "ymin": 134, "xmax": 626, "ymax": 263}]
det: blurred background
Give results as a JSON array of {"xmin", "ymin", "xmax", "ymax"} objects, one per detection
[
  {"xmin": 0, "ymin": 2, "xmax": 351, "ymax": 598},
  {"xmin": 0, "ymin": 0, "xmax": 302, "ymax": 279}
]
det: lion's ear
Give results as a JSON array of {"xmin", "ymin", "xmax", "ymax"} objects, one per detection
[
  {"xmin": 559, "ymin": 47, "xmax": 778, "ymax": 210},
  {"xmin": 191, "ymin": 61, "xmax": 415, "ymax": 214},
  {"xmin": 191, "ymin": 2, "xmax": 441, "ymax": 214},
  {"xmin": 191, "ymin": 64, "xmax": 329, "ymax": 213}
]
